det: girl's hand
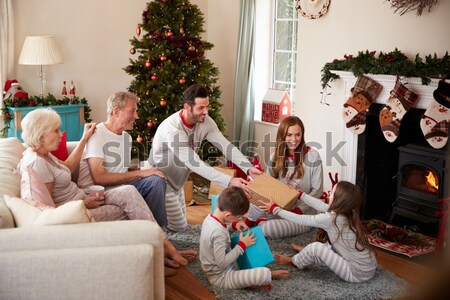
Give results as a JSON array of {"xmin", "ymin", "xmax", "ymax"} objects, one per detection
[
  {"xmin": 235, "ymin": 221, "xmax": 249, "ymax": 232},
  {"xmin": 239, "ymin": 230, "xmax": 256, "ymax": 248},
  {"xmin": 83, "ymin": 196, "xmax": 105, "ymax": 209},
  {"xmin": 258, "ymin": 196, "xmax": 276, "ymax": 213}
]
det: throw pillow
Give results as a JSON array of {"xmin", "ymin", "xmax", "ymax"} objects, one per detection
[
  {"xmin": 50, "ymin": 131, "xmax": 69, "ymax": 161},
  {"xmin": 20, "ymin": 167, "xmax": 55, "ymax": 208},
  {"xmin": 4, "ymin": 195, "xmax": 41, "ymax": 227},
  {"xmin": 4, "ymin": 195, "xmax": 94, "ymax": 227},
  {"xmin": 34, "ymin": 200, "xmax": 94, "ymax": 225}
]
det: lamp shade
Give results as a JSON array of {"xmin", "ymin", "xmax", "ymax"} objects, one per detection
[{"xmin": 18, "ymin": 36, "xmax": 63, "ymax": 65}]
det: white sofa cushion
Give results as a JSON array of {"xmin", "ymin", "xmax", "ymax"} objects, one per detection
[
  {"xmin": 4, "ymin": 195, "xmax": 93, "ymax": 227},
  {"xmin": 0, "ymin": 138, "xmax": 25, "ymax": 229}
]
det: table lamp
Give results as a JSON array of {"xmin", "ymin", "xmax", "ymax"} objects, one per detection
[{"xmin": 18, "ymin": 36, "xmax": 63, "ymax": 97}]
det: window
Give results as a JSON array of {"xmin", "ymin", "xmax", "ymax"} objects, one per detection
[
  {"xmin": 254, "ymin": 0, "xmax": 298, "ymax": 121},
  {"xmin": 272, "ymin": 0, "xmax": 298, "ymax": 96}
]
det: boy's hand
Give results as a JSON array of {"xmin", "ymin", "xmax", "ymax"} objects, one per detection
[
  {"xmin": 239, "ymin": 230, "xmax": 256, "ymax": 248},
  {"xmin": 235, "ymin": 221, "xmax": 249, "ymax": 232}
]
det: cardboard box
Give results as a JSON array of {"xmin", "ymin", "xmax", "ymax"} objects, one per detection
[
  {"xmin": 183, "ymin": 180, "xmax": 194, "ymax": 205},
  {"xmin": 247, "ymin": 173, "xmax": 298, "ymax": 211},
  {"xmin": 230, "ymin": 226, "xmax": 274, "ymax": 269},
  {"xmin": 208, "ymin": 167, "xmax": 236, "ymax": 199}
]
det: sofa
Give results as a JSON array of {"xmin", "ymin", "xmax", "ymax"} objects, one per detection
[{"xmin": 0, "ymin": 137, "xmax": 164, "ymax": 300}]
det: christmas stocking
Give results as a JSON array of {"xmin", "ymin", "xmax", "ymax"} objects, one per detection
[
  {"xmin": 420, "ymin": 80, "xmax": 450, "ymax": 149},
  {"xmin": 379, "ymin": 79, "xmax": 418, "ymax": 143},
  {"xmin": 343, "ymin": 75, "xmax": 382, "ymax": 134}
]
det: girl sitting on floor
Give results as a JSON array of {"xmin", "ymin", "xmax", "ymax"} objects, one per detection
[{"xmin": 259, "ymin": 181, "xmax": 377, "ymax": 283}]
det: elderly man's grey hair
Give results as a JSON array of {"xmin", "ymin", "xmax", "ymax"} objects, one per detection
[{"xmin": 106, "ymin": 91, "xmax": 139, "ymax": 117}]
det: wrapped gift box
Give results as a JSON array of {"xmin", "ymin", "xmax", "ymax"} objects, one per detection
[
  {"xmin": 230, "ymin": 226, "xmax": 274, "ymax": 269},
  {"xmin": 211, "ymin": 194, "xmax": 219, "ymax": 212},
  {"xmin": 247, "ymin": 173, "xmax": 298, "ymax": 211}
]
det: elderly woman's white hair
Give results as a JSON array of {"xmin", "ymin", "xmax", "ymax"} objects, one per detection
[{"xmin": 21, "ymin": 108, "xmax": 61, "ymax": 148}]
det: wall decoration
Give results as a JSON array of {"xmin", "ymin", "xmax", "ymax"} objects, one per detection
[
  {"xmin": 296, "ymin": 0, "xmax": 330, "ymax": 19},
  {"xmin": 385, "ymin": 0, "xmax": 439, "ymax": 16}
]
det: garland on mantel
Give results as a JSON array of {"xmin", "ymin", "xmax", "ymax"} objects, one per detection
[{"xmin": 321, "ymin": 49, "xmax": 450, "ymax": 89}]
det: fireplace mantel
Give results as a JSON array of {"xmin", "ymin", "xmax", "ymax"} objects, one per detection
[{"xmin": 330, "ymin": 71, "xmax": 443, "ymax": 183}]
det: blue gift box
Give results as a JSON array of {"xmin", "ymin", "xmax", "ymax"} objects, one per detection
[
  {"xmin": 230, "ymin": 226, "xmax": 274, "ymax": 269},
  {"xmin": 211, "ymin": 194, "xmax": 219, "ymax": 213}
]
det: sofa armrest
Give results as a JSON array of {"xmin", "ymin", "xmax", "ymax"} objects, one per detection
[{"xmin": 0, "ymin": 220, "xmax": 164, "ymax": 300}]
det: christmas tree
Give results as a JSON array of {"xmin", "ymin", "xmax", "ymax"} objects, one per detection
[{"xmin": 125, "ymin": 0, "xmax": 225, "ymax": 161}]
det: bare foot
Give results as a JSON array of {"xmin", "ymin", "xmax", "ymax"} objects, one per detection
[
  {"xmin": 179, "ymin": 249, "xmax": 197, "ymax": 261},
  {"xmin": 274, "ymin": 253, "xmax": 293, "ymax": 266},
  {"xmin": 271, "ymin": 269, "xmax": 289, "ymax": 279},
  {"xmin": 291, "ymin": 243, "xmax": 304, "ymax": 252},
  {"xmin": 164, "ymin": 257, "xmax": 180, "ymax": 269},
  {"xmin": 164, "ymin": 266, "xmax": 178, "ymax": 277},
  {"xmin": 164, "ymin": 239, "xmax": 188, "ymax": 266}
]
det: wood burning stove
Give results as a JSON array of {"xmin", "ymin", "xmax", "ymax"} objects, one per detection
[{"xmin": 390, "ymin": 144, "xmax": 449, "ymax": 224}]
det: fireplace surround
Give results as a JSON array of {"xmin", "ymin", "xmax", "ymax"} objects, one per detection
[{"xmin": 331, "ymin": 72, "xmax": 449, "ymax": 236}]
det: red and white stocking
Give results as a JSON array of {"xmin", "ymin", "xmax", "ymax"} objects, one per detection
[
  {"xmin": 379, "ymin": 79, "xmax": 418, "ymax": 143},
  {"xmin": 420, "ymin": 80, "xmax": 450, "ymax": 149}
]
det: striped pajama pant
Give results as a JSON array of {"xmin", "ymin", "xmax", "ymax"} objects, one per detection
[
  {"xmin": 165, "ymin": 185, "xmax": 188, "ymax": 232},
  {"xmin": 248, "ymin": 204, "xmax": 311, "ymax": 239},
  {"xmin": 208, "ymin": 266, "xmax": 271, "ymax": 289},
  {"xmin": 292, "ymin": 241, "xmax": 360, "ymax": 282}
]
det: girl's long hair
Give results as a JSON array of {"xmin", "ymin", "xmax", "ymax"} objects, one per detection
[
  {"xmin": 271, "ymin": 116, "xmax": 307, "ymax": 180},
  {"xmin": 316, "ymin": 181, "xmax": 371, "ymax": 251}
]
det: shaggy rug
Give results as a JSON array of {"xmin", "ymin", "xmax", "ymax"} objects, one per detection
[{"xmin": 167, "ymin": 225, "xmax": 411, "ymax": 300}]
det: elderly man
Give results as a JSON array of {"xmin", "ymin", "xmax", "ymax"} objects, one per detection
[
  {"xmin": 150, "ymin": 84, "xmax": 262, "ymax": 232},
  {"xmin": 79, "ymin": 91, "xmax": 167, "ymax": 227}
]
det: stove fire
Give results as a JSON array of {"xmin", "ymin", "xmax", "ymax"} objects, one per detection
[{"xmin": 425, "ymin": 171, "xmax": 439, "ymax": 193}]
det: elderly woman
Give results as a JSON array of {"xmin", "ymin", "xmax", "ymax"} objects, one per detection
[{"xmin": 17, "ymin": 108, "xmax": 196, "ymax": 275}]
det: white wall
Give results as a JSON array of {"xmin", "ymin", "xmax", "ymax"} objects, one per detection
[
  {"xmin": 12, "ymin": 0, "xmax": 239, "ymax": 137},
  {"xmin": 292, "ymin": 0, "xmax": 450, "ymax": 191}
]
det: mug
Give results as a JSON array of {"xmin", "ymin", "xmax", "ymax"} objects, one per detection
[{"xmin": 89, "ymin": 185, "xmax": 105, "ymax": 198}]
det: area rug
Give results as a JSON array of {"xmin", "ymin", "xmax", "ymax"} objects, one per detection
[
  {"xmin": 365, "ymin": 219, "xmax": 436, "ymax": 258},
  {"xmin": 167, "ymin": 225, "xmax": 411, "ymax": 300}
]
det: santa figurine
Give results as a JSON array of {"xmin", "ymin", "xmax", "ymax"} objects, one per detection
[
  {"xmin": 62, "ymin": 81, "xmax": 67, "ymax": 96},
  {"xmin": 69, "ymin": 80, "xmax": 76, "ymax": 101}
]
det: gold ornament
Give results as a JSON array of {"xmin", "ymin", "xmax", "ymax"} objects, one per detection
[
  {"xmin": 180, "ymin": 26, "xmax": 185, "ymax": 34},
  {"xmin": 160, "ymin": 99, "xmax": 167, "ymax": 106},
  {"xmin": 136, "ymin": 135, "xmax": 143, "ymax": 143},
  {"xmin": 129, "ymin": 47, "xmax": 136, "ymax": 55},
  {"xmin": 188, "ymin": 45, "xmax": 195, "ymax": 51},
  {"xmin": 136, "ymin": 24, "xmax": 141, "ymax": 37}
]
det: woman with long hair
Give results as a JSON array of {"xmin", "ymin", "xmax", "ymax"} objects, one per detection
[{"xmin": 247, "ymin": 116, "xmax": 323, "ymax": 238}]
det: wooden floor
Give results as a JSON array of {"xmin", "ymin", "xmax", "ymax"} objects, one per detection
[{"xmin": 165, "ymin": 204, "xmax": 439, "ymax": 300}]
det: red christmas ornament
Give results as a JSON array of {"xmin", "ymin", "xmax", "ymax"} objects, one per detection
[
  {"xmin": 145, "ymin": 60, "xmax": 151, "ymax": 68},
  {"xmin": 160, "ymin": 54, "xmax": 167, "ymax": 61},
  {"xmin": 166, "ymin": 30, "xmax": 173, "ymax": 37},
  {"xmin": 160, "ymin": 99, "xmax": 167, "ymax": 106},
  {"xmin": 136, "ymin": 24, "xmax": 141, "ymax": 37},
  {"xmin": 129, "ymin": 47, "xmax": 136, "ymax": 55},
  {"xmin": 151, "ymin": 74, "xmax": 158, "ymax": 81},
  {"xmin": 179, "ymin": 77, "xmax": 186, "ymax": 85},
  {"xmin": 136, "ymin": 135, "xmax": 143, "ymax": 143},
  {"xmin": 147, "ymin": 121, "xmax": 154, "ymax": 128},
  {"xmin": 161, "ymin": 0, "xmax": 167, "ymax": 3}
]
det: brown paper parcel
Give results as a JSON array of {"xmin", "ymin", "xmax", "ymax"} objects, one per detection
[{"xmin": 247, "ymin": 173, "xmax": 299, "ymax": 211}]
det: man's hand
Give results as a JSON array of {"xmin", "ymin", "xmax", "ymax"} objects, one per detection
[
  {"xmin": 228, "ymin": 177, "xmax": 251, "ymax": 198},
  {"xmin": 239, "ymin": 230, "xmax": 256, "ymax": 248},
  {"xmin": 141, "ymin": 167, "xmax": 167, "ymax": 179},
  {"xmin": 247, "ymin": 166, "xmax": 262, "ymax": 180}
]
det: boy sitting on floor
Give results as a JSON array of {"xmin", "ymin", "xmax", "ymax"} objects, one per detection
[{"xmin": 199, "ymin": 186, "xmax": 289, "ymax": 290}]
